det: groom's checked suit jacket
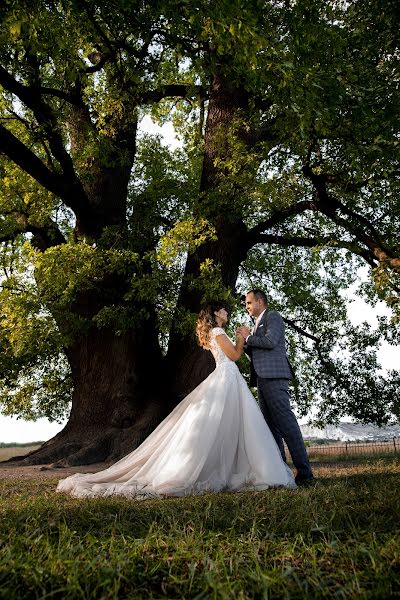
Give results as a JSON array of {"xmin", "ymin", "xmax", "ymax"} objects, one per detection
[{"xmin": 245, "ymin": 310, "xmax": 294, "ymax": 384}]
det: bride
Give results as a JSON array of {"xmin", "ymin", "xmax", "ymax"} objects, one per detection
[{"xmin": 57, "ymin": 302, "xmax": 296, "ymax": 498}]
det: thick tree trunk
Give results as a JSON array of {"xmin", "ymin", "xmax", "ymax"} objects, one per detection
[
  {"xmin": 18, "ymin": 322, "xmax": 170, "ymax": 466},
  {"xmin": 12, "ymin": 124, "xmax": 170, "ymax": 466},
  {"xmin": 166, "ymin": 73, "xmax": 251, "ymax": 397},
  {"xmin": 166, "ymin": 220, "xmax": 248, "ymax": 398}
]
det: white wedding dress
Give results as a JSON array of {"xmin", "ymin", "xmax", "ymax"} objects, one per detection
[{"xmin": 57, "ymin": 327, "xmax": 296, "ymax": 498}]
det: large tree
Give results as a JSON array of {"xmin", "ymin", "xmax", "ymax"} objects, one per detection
[{"xmin": 0, "ymin": 0, "xmax": 399, "ymax": 465}]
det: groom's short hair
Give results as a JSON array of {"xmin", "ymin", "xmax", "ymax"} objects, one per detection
[{"xmin": 248, "ymin": 289, "xmax": 268, "ymax": 305}]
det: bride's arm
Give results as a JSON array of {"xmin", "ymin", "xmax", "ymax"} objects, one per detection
[{"xmin": 215, "ymin": 332, "xmax": 245, "ymax": 361}]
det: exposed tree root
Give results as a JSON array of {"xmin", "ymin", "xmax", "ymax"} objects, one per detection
[{"xmin": 7, "ymin": 406, "xmax": 165, "ymax": 468}]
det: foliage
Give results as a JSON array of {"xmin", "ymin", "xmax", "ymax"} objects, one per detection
[
  {"xmin": 157, "ymin": 219, "xmax": 217, "ymax": 266},
  {"xmin": 0, "ymin": 0, "xmax": 399, "ymax": 427}
]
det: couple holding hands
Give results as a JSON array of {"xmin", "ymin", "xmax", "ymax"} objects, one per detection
[{"xmin": 57, "ymin": 289, "xmax": 313, "ymax": 499}]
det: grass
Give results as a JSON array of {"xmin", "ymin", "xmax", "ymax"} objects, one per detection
[
  {"xmin": 0, "ymin": 458, "xmax": 399, "ymax": 599},
  {"xmin": 304, "ymin": 440, "xmax": 400, "ymax": 463},
  {"xmin": 308, "ymin": 451, "xmax": 400, "ymax": 463}
]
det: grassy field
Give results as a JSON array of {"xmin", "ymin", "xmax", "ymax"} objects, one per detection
[
  {"xmin": 305, "ymin": 440, "xmax": 399, "ymax": 462},
  {"xmin": 0, "ymin": 457, "xmax": 399, "ymax": 599},
  {"xmin": 0, "ymin": 445, "xmax": 41, "ymax": 462}
]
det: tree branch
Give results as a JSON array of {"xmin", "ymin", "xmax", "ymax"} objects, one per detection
[
  {"xmin": 0, "ymin": 123, "xmax": 67, "ymax": 197},
  {"xmin": 0, "ymin": 232, "xmax": 21, "ymax": 245},
  {"xmin": 283, "ymin": 317, "xmax": 321, "ymax": 343},
  {"xmin": 246, "ymin": 200, "xmax": 317, "ymax": 248},
  {"xmin": 28, "ymin": 223, "xmax": 66, "ymax": 250},
  {"xmin": 302, "ymin": 165, "xmax": 400, "ymax": 271},
  {"xmin": 0, "ymin": 65, "xmax": 77, "ymax": 177},
  {"xmin": 0, "ymin": 218, "xmax": 65, "ymax": 250},
  {"xmin": 254, "ymin": 233, "xmax": 378, "ymax": 266},
  {"xmin": 83, "ymin": 53, "xmax": 110, "ymax": 74},
  {"xmin": 0, "ymin": 124, "xmax": 88, "ymax": 219},
  {"xmin": 77, "ymin": 4, "xmax": 129, "ymax": 85},
  {"xmin": 35, "ymin": 86, "xmax": 84, "ymax": 106}
]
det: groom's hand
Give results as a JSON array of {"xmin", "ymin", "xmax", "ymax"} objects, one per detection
[{"xmin": 237, "ymin": 325, "xmax": 251, "ymax": 339}]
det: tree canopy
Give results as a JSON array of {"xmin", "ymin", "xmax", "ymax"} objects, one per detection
[{"xmin": 0, "ymin": 0, "xmax": 399, "ymax": 463}]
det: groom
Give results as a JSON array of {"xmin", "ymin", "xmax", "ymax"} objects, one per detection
[{"xmin": 237, "ymin": 289, "xmax": 314, "ymax": 485}]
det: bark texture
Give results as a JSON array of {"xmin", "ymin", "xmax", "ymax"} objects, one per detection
[
  {"xmin": 16, "ymin": 322, "xmax": 169, "ymax": 466},
  {"xmin": 167, "ymin": 73, "xmax": 251, "ymax": 396}
]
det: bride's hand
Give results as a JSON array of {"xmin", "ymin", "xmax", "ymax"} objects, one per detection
[{"xmin": 237, "ymin": 325, "xmax": 250, "ymax": 338}]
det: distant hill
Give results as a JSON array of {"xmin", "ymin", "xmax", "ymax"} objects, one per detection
[{"xmin": 300, "ymin": 422, "xmax": 400, "ymax": 442}]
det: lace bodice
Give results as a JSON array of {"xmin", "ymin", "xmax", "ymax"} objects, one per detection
[{"xmin": 209, "ymin": 327, "xmax": 233, "ymax": 366}]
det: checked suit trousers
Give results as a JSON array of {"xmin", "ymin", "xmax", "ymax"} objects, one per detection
[{"xmin": 257, "ymin": 377, "xmax": 312, "ymax": 479}]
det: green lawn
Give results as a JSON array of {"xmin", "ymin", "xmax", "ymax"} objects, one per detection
[{"xmin": 0, "ymin": 458, "xmax": 399, "ymax": 599}]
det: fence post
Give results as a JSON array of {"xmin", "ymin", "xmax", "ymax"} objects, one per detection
[
  {"xmin": 394, "ymin": 437, "xmax": 397, "ymax": 453},
  {"xmin": 345, "ymin": 441, "xmax": 348, "ymax": 453}
]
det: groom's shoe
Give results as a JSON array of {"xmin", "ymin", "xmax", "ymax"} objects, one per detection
[{"xmin": 295, "ymin": 474, "xmax": 316, "ymax": 487}]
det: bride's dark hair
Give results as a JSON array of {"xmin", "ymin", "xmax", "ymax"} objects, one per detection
[{"xmin": 196, "ymin": 301, "xmax": 226, "ymax": 349}]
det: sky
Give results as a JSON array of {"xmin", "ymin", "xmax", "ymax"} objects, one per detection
[{"xmin": 1, "ymin": 117, "xmax": 399, "ymax": 443}]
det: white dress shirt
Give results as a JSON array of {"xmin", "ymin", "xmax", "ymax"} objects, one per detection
[{"xmin": 246, "ymin": 309, "xmax": 267, "ymax": 343}]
